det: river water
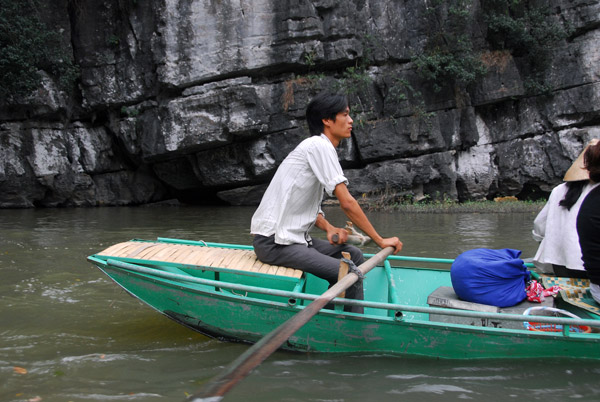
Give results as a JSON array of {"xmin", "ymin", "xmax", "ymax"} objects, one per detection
[{"xmin": 2, "ymin": 206, "xmax": 600, "ymax": 402}]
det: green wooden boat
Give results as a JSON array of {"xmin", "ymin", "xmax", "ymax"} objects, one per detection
[{"xmin": 87, "ymin": 237, "xmax": 600, "ymax": 360}]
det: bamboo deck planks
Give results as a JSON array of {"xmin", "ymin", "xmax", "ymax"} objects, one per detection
[{"xmin": 98, "ymin": 241, "xmax": 302, "ymax": 279}]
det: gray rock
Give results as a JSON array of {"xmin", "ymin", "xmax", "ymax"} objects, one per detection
[{"xmin": 1, "ymin": 0, "xmax": 599, "ymax": 208}]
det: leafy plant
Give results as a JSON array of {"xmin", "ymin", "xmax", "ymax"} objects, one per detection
[
  {"xmin": 120, "ymin": 105, "xmax": 140, "ymax": 117},
  {"xmin": 107, "ymin": 34, "xmax": 121, "ymax": 47},
  {"xmin": 329, "ymin": 34, "xmax": 383, "ymax": 125},
  {"xmin": 483, "ymin": 0, "xmax": 573, "ymax": 94},
  {"xmin": 340, "ymin": 66, "xmax": 372, "ymax": 95},
  {"xmin": 303, "ymin": 48, "xmax": 317, "ymax": 70},
  {"xmin": 388, "ymin": 77, "xmax": 436, "ymax": 134},
  {"xmin": 0, "ymin": 0, "xmax": 79, "ymax": 101},
  {"xmin": 412, "ymin": 0, "xmax": 487, "ymax": 92}
]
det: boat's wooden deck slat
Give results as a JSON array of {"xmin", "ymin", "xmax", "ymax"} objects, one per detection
[
  {"xmin": 204, "ymin": 248, "xmax": 225, "ymax": 267},
  {"xmin": 127, "ymin": 243, "xmax": 156, "ymax": 258},
  {"xmin": 173, "ymin": 246, "xmax": 195, "ymax": 264},
  {"xmin": 109, "ymin": 242, "xmax": 138, "ymax": 257},
  {"xmin": 136, "ymin": 244, "xmax": 165, "ymax": 259},
  {"xmin": 153, "ymin": 244, "xmax": 178, "ymax": 261},
  {"xmin": 99, "ymin": 242, "xmax": 130, "ymax": 256},
  {"xmin": 97, "ymin": 241, "xmax": 303, "ymax": 279}
]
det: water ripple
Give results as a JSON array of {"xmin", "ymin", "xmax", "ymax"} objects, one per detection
[
  {"xmin": 63, "ymin": 392, "xmax": 162, "ymax": 400},
  {"xmin": 61, "ymin": 353, "xmax": 154, "ymax": 364},
  {"xmin": 391, "ymin": 383, "xmax": 475, "ymax": 395}
]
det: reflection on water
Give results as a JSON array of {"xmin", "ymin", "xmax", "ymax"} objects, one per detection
[{"xmin": 4, "ymin": 205, "xmax": 596, "ymax": 402}]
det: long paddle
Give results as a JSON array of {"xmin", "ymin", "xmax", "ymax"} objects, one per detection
[{"xmin": 185, "ymin": 246, "xmax": 394, "ymax": 401}]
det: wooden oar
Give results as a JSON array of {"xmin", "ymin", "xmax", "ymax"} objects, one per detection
[{"xmin": 185, "ymin": 246, "xmax": 394, "ymax": 401}]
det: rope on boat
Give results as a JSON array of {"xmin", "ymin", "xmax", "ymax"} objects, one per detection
[{"xmin": 341, "ymin": 257, "xmax": 364, "ymax": 280}]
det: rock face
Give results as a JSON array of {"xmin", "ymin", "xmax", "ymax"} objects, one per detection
[{"xmin": 1, "ymin": 0, "xmax": 599, "ymax": 208}]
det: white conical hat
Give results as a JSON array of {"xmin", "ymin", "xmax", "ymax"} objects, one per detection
[{"xmin": 564, "ymin": 139, "xmax": 599, "ymax": 182}]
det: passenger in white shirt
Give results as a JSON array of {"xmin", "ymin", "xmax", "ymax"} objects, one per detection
[
  {"xmin": 251, "ymin": 92, "xmax": 402, "ymax": 313},
  {"xmin": 532, "ymin": 139, "xmax": 600, "ymax": 277}
]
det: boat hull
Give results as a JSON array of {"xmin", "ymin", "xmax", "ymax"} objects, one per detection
[{"xmin": 97, "ymin": 262, "xmax": 600, "ymax": 360}]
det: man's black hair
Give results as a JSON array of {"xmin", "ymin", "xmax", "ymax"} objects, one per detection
[{"xmin": 305, "ymin": 92, "xmax": 349, "ymax": 136}]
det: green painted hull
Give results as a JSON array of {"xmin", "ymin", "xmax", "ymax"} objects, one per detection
[{"xmin": 88, "ymin": 238, "xmax": 600, "ymax": 360}]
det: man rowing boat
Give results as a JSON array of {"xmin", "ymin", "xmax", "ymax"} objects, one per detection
[{"xmin": 250, "ymin": 92, "xmax": 402, "ymax": 312}]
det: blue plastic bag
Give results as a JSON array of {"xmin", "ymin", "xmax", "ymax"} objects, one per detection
[{"xmin": 450, "ymin": 248, "xmax": 530, "ymax": 308}]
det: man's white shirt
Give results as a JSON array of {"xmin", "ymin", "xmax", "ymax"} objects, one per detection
[{"xmin": 251, "ymin": 134, "xmax": 348, "ymax": 245}]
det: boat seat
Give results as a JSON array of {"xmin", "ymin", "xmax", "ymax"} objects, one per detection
[
  {"xmin": 97, "ymin": 241, "xmax": 303, "ymax": 279},
  {"xmin": 427, "ymin": 286, "xmax": 555, "ymax": 329}
]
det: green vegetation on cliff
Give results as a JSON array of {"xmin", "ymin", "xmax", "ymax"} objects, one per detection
[
  {"xmin": 412, "ymin": 0, "xmax": 572, "ymax": 94},
  {"xmin": 0, "ymin": 0, "xmax": 78, "ymax": 101}
]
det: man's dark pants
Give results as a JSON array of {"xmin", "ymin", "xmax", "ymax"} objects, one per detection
[{"xmin": 253, "ymin": 235, "xmax": 365, "ymax": 313}]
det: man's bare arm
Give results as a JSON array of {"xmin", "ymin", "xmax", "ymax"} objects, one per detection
[
  {"xmin": 334, "ymin": 183, "xmax": 403, "ymax": 253},
  {"xmin": 315, "ymin": 213, "xmax": 349, "ymax": 244}
]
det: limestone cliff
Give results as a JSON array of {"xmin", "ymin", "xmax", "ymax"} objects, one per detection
[{"xmin": 1, "ymin": 0, "xmax": 599, "ymax": 207}]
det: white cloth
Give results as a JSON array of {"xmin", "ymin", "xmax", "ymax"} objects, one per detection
[
  {"xmin": 251, "ymin": 134, "xmax": 348, "ymax": 245},
  {"xmin": 532, "ymin": 182, "xmax": 600, "ymax": 273},
  {"xmin": 591, "ymin": 283, "xmax": 600, "ymax": 304}
]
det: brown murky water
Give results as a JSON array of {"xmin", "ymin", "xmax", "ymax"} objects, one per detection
[{"xmin": 2, "ymin": 206, "xmax": 599, "ymax": 401}]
